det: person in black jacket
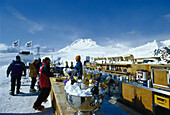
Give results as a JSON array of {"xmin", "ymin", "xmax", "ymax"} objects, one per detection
[
  {"xmin": 7, "ymin": 55, "xmax": 26, "ymax": 95},
  {"xmin": 37, "ymin": 58, "xmax": 42, "ymax": 92}
]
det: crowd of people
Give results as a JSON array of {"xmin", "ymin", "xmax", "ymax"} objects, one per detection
[{"xmin": 6, "ymin": 55, "xmax": 82, "ymax": 111}]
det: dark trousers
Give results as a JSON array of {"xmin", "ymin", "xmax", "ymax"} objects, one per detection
[
  {"xmin": 34, "ymin": 87, "xmax": 51, "ymax": 107},
  {"xmin": 11, "ymin": 76, "xmax": 21, "ymax": 93},
  {"xmin": 37, "ymin": 80, "xmax": 41, "ymax": 91},
  {"xmin": 30, "ymin": 77, "xmax": 36, "ymax": 89},
  {"xmin": 37, "ymin": 76, "xmax": 41, "ymax": 91}
]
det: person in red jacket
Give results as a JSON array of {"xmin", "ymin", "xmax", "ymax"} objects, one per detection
[{"xmin": 33, "ymin": 57, "xmax": 53, "ymax": 111}]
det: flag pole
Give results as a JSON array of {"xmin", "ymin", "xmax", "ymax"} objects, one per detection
[
  {"xmin": 18, "ymin": 39, "xmax": 20, "ymax": 54},
  {"xmin": 31, "ymin": 41, "xmax": 33, "ymax": 53}
]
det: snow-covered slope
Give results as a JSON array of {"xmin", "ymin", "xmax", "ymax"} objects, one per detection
[
  {"xmin": 128, "ymin": 39, "xmax": 170, "ymax": 58},
  {"xmin": 0, "ymin": 53, "xmax": 52, "ymax": 114},
  {"xmin": 160, "ymin": 39, "xmax": 170, "ymax": 47},
  {"xmin": 58, "ymin": 39, "xmax": 100, "ymax": 52},
  {"xmin": 58, "ymin": 38, "xmax": 170, "ymax": 58},
  {"xmin": 53, "ymin": 38, "xmax": 170, "ymax": 66},
  {"xmin": 128, "ymin": 40, "xmax": 159, "ymax": 58}
]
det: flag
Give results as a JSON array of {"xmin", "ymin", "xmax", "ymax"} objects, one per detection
[
  {"xmin": 25, "ymin": 41, "xmax": 32, "ymax": 47},
  {"xmin": 13, "ymin": 40, "xmax": 19, "ymax": 46}
]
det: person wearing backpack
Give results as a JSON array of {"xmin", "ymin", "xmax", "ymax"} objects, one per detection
[{"xmin": 7, "ymin": 55, "xmax": 26, "ymax": 96}]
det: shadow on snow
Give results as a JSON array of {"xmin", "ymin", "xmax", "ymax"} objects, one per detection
[{"xmin": 0, "ymin": 107, "xmax": 52, "ymax": 115}]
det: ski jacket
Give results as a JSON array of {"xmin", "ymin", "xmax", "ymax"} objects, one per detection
[
  {"xmin": 39, "ymin": 62, "xmax": 53, "ymax": 88},
  {"xmin": 74, "ymin": 61, "xmax": 83, "ymax": 76},
  {"xmin": 29, "ymin": 61, "xmax": 38, "ymax": 77},
  {"xmin": 7, "ymin": 60, "xmax": 26, "ymax": 77}
]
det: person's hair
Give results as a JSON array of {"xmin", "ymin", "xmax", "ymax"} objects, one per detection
[
  {"xmin": 16, "ymin": 55, "xmax": 21, "ymax": 60},
  {"xmin": 43, "ymin": 59, "xmax": 45, "ymax": 62},
  {"xmin": 44, "ymin": 57, "xmax": 50, "ymax": 62}
]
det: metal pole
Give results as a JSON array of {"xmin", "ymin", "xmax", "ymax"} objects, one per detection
[
  {"xmin": 52, "ymin": 49, "xmax": 54, "ymax": 64},
  {"xmin": 31, "ymin": 41, "xmax": 33, "ymax": 53},
  {"xmin": 18, "ymin": 39, "xmax": 20, "ymax": 54}
]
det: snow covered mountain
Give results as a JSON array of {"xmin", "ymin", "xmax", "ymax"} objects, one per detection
[
  {"xmin": 160, "ymin": 39, "xmax": 170, "ymax": 47},
  {"xmin": 55, "ymin": 38, "xmax": 170, "ymax": 63},
  {"xmin": 128, "ymin": 40, "xmax": 159, "ymax": 58},
  {"xmin": 128, "ymin": 39, "xmax": 170, "ymax": 58},
  {"xmin": 58, "ymin": 39, "xmax": 100, "ymax": 52}
]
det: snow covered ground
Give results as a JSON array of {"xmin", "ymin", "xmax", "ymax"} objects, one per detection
[{"xmin": 0, "ymin": 53, "xmax": 52, "ymax": 115}]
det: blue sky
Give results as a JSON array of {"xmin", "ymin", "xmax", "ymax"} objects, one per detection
[{"xmin": 0, "ymin": 0, "xmax": 170, "ymax": 50}]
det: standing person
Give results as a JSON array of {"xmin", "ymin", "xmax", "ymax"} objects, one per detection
[
  {"xmin": 29, "ymin": 59, "xmax": 39, "ymax": 92},
  {"xmin": 74, "ymin": 55, "xmax": 83, "ymax": 79},
  {"xmin": 37, "ymin": 58, "xmax": 42, "ymax": 72},
  {"xmin": 37, "ymin": 58, "xmax": 42, "ymax": 92},
  {"xmin": 33, "ymin": 57, "xmax": 53, "ymax": 111},
  {"xmin": 7, "ymin": 55, "xmax": 26, "ymax": 96}
]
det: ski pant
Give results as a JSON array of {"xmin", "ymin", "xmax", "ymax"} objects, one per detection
[
  {"xmin": 37, "ymin": 76, "xmax": 41, "ymax": 91},
  {"xmin": 11, "ymin": 76, "xmax": 21, "ymax": 93},
  {"xmin": 30, "ymin": 77, "xmax": 36, "ymax": 89},
  {"xmin": 34, "ymin": 87, "xmax": 51, "ymax": 107},
  {"xmin": 37, "ymin": 80, "xmax": 41, "ymax": 91}
]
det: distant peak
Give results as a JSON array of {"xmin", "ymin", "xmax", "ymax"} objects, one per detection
[
  {"xmin": 70, "ymin": 38, "xmax": 95, "ymax": 45},
  {"xmin": 153, "ymin": 39, "xmax": 157, "ymax": 43},
  {"xmin": 69, "ymin": 38, "xmax": 98, "ymax": 47},
  {"xmin": 58, "ymin": 38, "xmax": 99, "ymax": 52}
]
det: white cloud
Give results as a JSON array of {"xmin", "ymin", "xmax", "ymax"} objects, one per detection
[
  {"xmin": 164, "ymin": 13, "xmax": 170, "ymax": 21},
  {"xmin": 126, "ymin": 30, "xmax": 136, "ymax": 34},
  {"xmin": 165, "ymin": 14, "xmax": 170, "ymax": 18},
  {"xmin": 0, "ymin": 43, "xmax": 8, "ymax": 50},
  {"xmin": 29, "ymin": 24, "xmax": 44, "ymax": 34},
  {"xmin": 7, "ymin": 7, "xmax": 44, "ymax": 34}
]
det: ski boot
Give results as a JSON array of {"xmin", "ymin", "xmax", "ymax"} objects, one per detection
[
  {"xmin": 9, "ymin": 91, "xmax": 14, "ymax": 96},
  {"xmin": 29, "ymin": 88, "xmax": 36, "ymax": 93},
  {"xmin": 33, "ymin": 105, "xmax": 45, "ymax": 111}
]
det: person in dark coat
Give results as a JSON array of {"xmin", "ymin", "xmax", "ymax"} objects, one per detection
[
  {"xmin": 37, "ymin": 58, "xmax": 42, "ymax": 92},
  {"xmin": 7, "ymin": 55, "xmax": 26, "ymax": 96},
  {"xmin": 74, "ymin": 55, "xmax": 83, "ymax": 79},
  {"xmin": 33, "ymin": 57, "xmax": 53, "ymax": 111}
]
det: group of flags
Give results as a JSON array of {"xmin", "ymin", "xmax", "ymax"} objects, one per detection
[{"xmin": 12, "ymin": 40, "xmax": 32, "ymax": 47}]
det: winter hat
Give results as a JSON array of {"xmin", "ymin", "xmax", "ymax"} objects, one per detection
[
  {"xmin": 16, "ymin": 55, "xmax": 21, "ymax": 60},
  {"xmin": 75, "ymin": 55, "xmax": 81, "ymax": 61},
  {"xmin": 44, "ymin": 57, "xmax": 50, "ymax": 62}
]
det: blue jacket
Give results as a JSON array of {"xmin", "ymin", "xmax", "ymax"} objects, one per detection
[
  {"xmin": 74, "ymin": 61, "xmax": 83, "ymax": 76},
  {"xmin": 7, "ymin": 60, "xmax": 26, "ymax": 77}
]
